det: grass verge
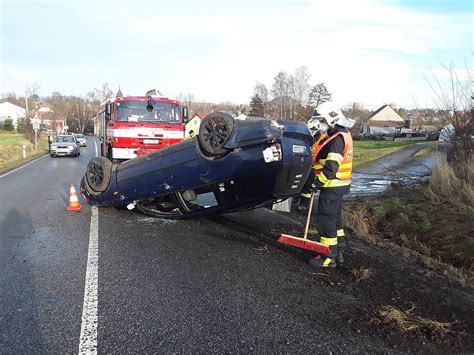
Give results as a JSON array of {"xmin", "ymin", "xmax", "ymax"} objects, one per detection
[
  {"xmin": 353, "ymin": 141, "xmax": 418, "ymax": 169},
  {"xmin": 344, "ymin": 156, "xmax": 474, "ymax": 287},
  {"xmin": 373, "ymin": 305, "xmax": 454, "ymax": 338},
  {"xmin": 413, "ymin": 143, "xmax": 437, "ymax": 157},
  {"xmin": 0, "ymin": 131, "xmax": 48, "ymax": 173}
]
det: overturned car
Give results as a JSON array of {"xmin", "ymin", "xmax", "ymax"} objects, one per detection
[{"xmin": 80, "ymin": 112, "xmax": 313, "ymax": 218}]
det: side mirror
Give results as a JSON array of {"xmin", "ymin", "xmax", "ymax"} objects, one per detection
[
  {"xmin": 105, "ymin": 103, "xmax": 112, "ymax": 119},
  {"xmin": 182, "ymin": 106, "xmax": 189, "ymax": 123}
]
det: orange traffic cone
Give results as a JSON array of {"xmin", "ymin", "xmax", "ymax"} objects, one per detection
[{"xmin": 67, "ymin": 183, "xmax": 83, "ymax": 211}]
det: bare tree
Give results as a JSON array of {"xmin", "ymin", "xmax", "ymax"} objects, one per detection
[
  {"xmin": 271, "ymin": 71, "xmax": 289, "ymax": 119},
  {"xmin": 70, "ymin": 96, "xmax": 95, "ymax": 133},
  {"xmin": 24, "ymin": 82, "xmax": 41, "ymax": 117},
  {"xmin": 425, "ymin": 59, "xmax": 473, "ymax": 183},
  {"xmin": 292, "ymin": 66, "xmax": 311, "ymax": 106}
]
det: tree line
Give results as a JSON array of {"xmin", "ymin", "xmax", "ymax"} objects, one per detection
[{"xmin": 249, "ymin": 66, "xmax": 332, "ymax": 121}]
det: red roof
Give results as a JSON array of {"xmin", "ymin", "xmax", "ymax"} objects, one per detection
[{"xmin": 192, "ymin": 112, "xmax": 208, "ymax": 119}]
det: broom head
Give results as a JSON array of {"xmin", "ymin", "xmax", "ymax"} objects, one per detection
[{"xmin": 278, "ymin": 234, "xmax": 330, "ymax": 254}]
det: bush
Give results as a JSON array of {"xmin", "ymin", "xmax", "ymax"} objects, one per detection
[
  {"xmin": 3, "ymin": 119, "xmax": 14, "ymax": 131},
  {"xmin": 16, "ymin": 117, "xmax": 35, "ymax": 143}
]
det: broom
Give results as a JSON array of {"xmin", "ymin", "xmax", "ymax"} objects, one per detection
[{"xmin": 277, "ymin": 192, "xmax": 330, "ymax": 254}]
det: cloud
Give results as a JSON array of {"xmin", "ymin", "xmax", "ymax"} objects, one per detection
[{"xmin": 1, "ymin": 0, "xmax": 471, "ymax": 108}]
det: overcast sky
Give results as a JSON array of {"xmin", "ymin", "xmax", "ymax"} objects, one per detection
[{"xmin": 1, "ymin": 0, "xmax": 472, "ymax": 108}]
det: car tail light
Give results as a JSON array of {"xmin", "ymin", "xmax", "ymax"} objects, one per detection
[{"xmin": 263, "ymin": 144, "xmax": 282, "ymax": 163}]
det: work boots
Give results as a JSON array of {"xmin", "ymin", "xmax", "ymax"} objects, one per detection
[
  {"xmin": 309, "ymin": 236, "xmax": 338, "ymax": 268},
  {"xmin": 336, "ymin": 229, "xmax": 346, "ymax": 264}
]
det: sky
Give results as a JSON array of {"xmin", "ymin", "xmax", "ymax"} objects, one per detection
[{"xmin": 0, "ymin": 0, "xmax": 472, "ymax": 109}]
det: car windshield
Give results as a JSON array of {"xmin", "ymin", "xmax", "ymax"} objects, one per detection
[
  {"xmin": 55, "ymin": 136, "xmax": 75, "ymax": 143},
  {"xmin": 76, "ymin": 134, "xmax": 84, "ymax": 138},
  {"xmin": 116, "ymin": 100, "xmax": 180, "ymax": 123}
]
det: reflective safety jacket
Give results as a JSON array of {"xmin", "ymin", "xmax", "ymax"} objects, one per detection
[
  {"xmin": 311, "ymin": 132, "xmax": 327, "ymax": 161},
  {"xmin": 312, "ymin": 128, "xmax": 353, "ymax": 192}
]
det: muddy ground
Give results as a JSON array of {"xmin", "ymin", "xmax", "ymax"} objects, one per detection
[{"xmin": 216, "ymin": 207, "xmax": 474, "ymax": 353}]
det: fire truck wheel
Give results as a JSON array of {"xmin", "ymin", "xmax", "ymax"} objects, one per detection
[
  {"xmin": 85, "ymin": 157, "xmax": 113, "ymax": 193},
  {"xmin": 197, "ymin": 112, "xmax": 234, "ymax": 156}
]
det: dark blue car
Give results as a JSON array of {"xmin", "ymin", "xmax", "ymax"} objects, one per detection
[{"xmin": 81, "ymin": 112, "xmax": 313, "ymax": 218}]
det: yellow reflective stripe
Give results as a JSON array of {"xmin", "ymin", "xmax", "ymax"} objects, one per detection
[
  {"xmin": 323, "ymin": 258, "xmax": 333, "ymax": 266},
  {"xmin": 320, "ymin": 237, "xmax": 337, "ymax": 246},
  {"xmin": 317, "ymin": 171, "xmax": 329, "ymax": 184},
  {"xmin": 313, "ymin": 164, "xmax": 323, "ymax": 170},
  {"xmin": 337, "ymin": 229, "xmax": 345, "ymax": 237},
  {"xmin": 340, "ymin": 162, "xmax": 352, "ymax": 169},
  {"xmin": 336, "ymin": 171, "xmax": 352, "ymax": 178},
  {"xmin": 327, "ymin": 152, "xmax": 343, "ymax": 164},
  {"xmin": 301, "ymin": 192, "xmax": 312, "ymax": 198},
  {"xmin": 324, "ymin": 179, "xmax": 352, "ymax": 187}
]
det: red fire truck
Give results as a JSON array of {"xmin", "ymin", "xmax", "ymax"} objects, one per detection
[{"xmin": 98, "ymin": 93, "xmax": 188, "ymax": 162}]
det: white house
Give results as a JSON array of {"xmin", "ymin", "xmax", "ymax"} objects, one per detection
[
  {"xmin": 0, "ymin": 102, "xmax": 26, "ymax": 129},
  {"xmin": 185, "ymin": 112, "xmax": 208, "ymax": 138},
  {"xmin": 367, "ymin": 105, "xmax": 406, "ymax": 134}
]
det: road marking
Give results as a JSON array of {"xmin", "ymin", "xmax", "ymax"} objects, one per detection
[
  {"xmin": 79, "ymin": 206, "xmax": 99, "ymax": 354},
  {"xmin": 0, "ymin": 154, "xmax": 48, "ymax": 178}
]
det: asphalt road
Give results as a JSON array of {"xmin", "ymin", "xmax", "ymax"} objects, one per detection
[{"xmin": 0, "ymin": 137, "xmax": 451, "ymax": 353}]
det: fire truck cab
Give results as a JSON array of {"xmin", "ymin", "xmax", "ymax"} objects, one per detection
[{"xmin": 98, "ymin": 93, "xmax": 189, "ymax": 162}]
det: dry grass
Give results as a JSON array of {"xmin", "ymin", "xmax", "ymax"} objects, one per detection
[
  {"xmin": 343, "ymin": 155, "xmax": 474, "ymax": 287},
  {"xmin": 351, "ymin": 267, "xmax": 374, "ymax": 282},
  {"xmin": 0, "ymin": 131, "xmax": 48, "ymax": 172},
  {"xmin": 375, "ymin": 305, "xmax": 453, "ymax": 338},
  {"xmin": 425, "ymin": 157, "xmax": 474, "ymax": 213}
]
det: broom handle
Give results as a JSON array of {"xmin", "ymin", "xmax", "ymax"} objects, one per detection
[{"xmin": 303, "ymin": 192, "xmax": 315, "ymax": 240}]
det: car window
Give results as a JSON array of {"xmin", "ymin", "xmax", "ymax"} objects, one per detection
[{"xmin": 55, "ymin": 136, "xmax": 75, "ymax": 143}]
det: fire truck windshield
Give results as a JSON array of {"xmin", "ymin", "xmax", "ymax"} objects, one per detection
[{"xmin": 116, "ymin": 100, "xmax": 180, "ymax": 123}]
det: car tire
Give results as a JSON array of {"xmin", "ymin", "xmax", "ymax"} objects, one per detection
[
  {"xmin": 50, "ymin": 154, "xmax": 54, "ymax": 157},
  {"xmin": 85, "ymin": 157, "xmax": 113, "ymax": 193},
  {"xmin": 197, "ymin": 112, "xmax": 234, "ymax": 156}
]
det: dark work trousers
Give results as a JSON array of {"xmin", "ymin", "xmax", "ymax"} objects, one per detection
[{"xmin": 316, "ymin": 189, "xmax": 343, "ymax": 240}]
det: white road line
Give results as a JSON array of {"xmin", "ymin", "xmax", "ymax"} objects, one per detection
[
  {"xmin": 79, "ymin": 206, "xmax": 99, "ymax": 354},
  {"xmin": 0, "ymin": 154, "xmax": 48, "ymax": 178}
]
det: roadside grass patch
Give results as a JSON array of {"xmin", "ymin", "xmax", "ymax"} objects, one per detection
[
  {"xmin": 413, "ymin": 143, "xmax": 437, "ymax": 157},
  {"xmin": 353, "ymin": 141, "xmax": 418, "ymax": 169},
  {"xmin": 0, "ymin": 131, "xmax": 48, "ymax": 172},
  {"xmin": 344, "ymin": 156, "xmax": 474, "ymax": 287},
  {"xmin": 374, "ymin": 305, "xmax": 454, "ymax": 338}
]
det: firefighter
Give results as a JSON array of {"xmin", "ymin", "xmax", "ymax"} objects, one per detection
[{"xmin": 307, "ymin": 102, "xmax": 354, "ymax": 268}]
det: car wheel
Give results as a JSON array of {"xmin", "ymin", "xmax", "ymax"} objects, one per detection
[
  {"xmin": 85, "ymin": 157, "xmax": 113, "ymax": 193},
  {"xmin": 197, "ymin": 112, "xmax": 234, "ymax": 156},
  {"xmin": 50, "ymin": 154, "xmax": 55, "ymax": 157}
]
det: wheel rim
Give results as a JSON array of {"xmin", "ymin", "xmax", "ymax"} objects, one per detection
[
  {"xmin": 202, "ymin": 117, "xmax": 230, "ymax": 149},
  {"xmin": 88, "ymin": 162, "xmax": 104, "ymax": 188}
]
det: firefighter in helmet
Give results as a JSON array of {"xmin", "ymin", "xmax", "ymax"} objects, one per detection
[{"xmin": 303, "ymin": 102, "xmax": 355, "ymax": 268}]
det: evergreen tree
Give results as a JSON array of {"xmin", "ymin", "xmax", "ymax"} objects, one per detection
[
  {"xmin": 308, "ymin": 82, "xmax": 332, "ymax": 108},
  {"xmin": 249, "ymin": 94, "xmax": 265, "ymax": 117}
]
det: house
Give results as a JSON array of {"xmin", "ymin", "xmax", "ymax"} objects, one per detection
[
  {"xmin": 185, "ymin": 112, "xmax": 208, "ymax": 138},
  {"xmin": 366, "ymin": 105, "xmax": 406, "ymax": 135},
  {"xmin": 0, "ymin": 102, "xmax": 26, "ymax": 129}
]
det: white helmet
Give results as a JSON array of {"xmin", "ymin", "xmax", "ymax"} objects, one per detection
[{"xmin": 312, "ymin": 101, "xmax": 346, "ymax": 127}]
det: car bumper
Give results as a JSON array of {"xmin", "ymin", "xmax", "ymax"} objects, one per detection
[{"xmin": 51, "ymin": 149, "xmax": 75, "ymax": 156}]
